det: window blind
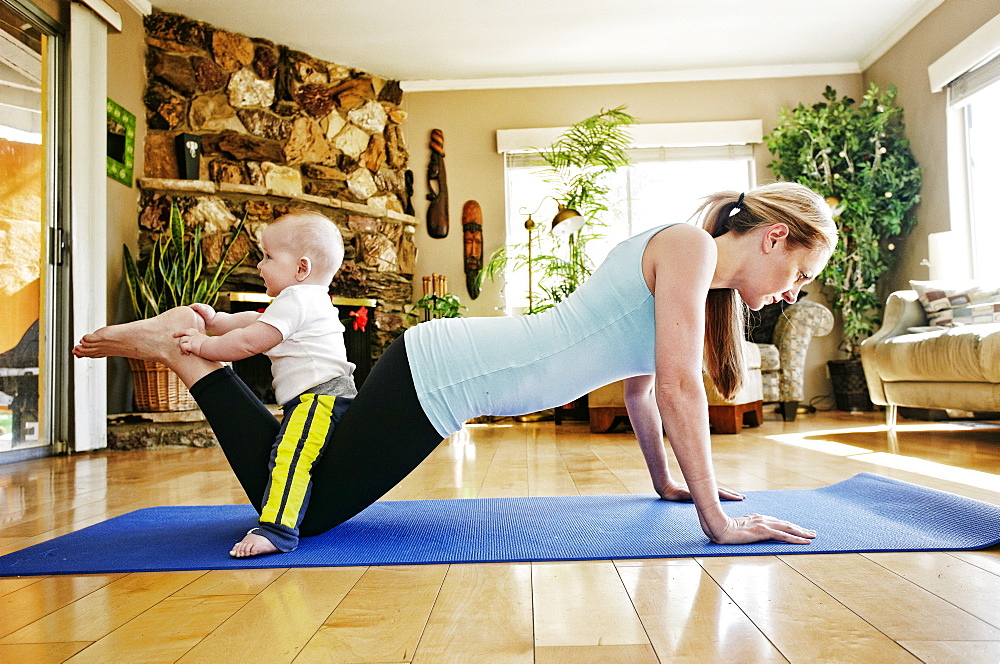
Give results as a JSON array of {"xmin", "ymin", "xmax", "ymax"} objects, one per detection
[{"xmin": 948, "ymin": 52, "xmax": 1000, "ymax": 107}]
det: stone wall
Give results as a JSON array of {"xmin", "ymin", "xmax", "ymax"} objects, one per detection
[{"xmin": 138, "ymin": 11, "xmax": 415, "ymax": 355}]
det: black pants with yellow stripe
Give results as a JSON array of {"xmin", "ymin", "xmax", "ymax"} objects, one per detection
[
  {"xmin": 254, "ymin": 392, "xmax": 352, "ymax": 551},
  {"xmin": 189, "ymin": 335, "xmax": 443, "ymax": 539}
]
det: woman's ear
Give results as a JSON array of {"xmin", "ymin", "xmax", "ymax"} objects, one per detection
[
  {"xmin": 296, "ymin": 256, "xmax": 313, "ymax": 281},
  {"xmin": 761, "ymin": 223, "xmax": 790, "ymax": 252}
]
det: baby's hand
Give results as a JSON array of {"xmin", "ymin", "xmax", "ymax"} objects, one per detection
[
  {"xmin": 189, "ymin": 303, "xmax": 217, "ymax": 330},
  {"xmin": 175, "ymin": 328, "xmax": 207, "ymax": 356}
]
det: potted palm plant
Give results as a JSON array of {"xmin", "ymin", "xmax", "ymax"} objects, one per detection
[
  {"xmin": 124, "ymin": 200, "xmax": 246, "ymax": 411},
  {"xmin": 766, "ymin": 83, "xmax": 921, "ymax": 410},
  {"xmin": 481, "ymin": 106, "xmax": 635, "ymax": 313}
]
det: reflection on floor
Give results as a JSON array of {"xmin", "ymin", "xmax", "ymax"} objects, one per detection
[{"xmin": 0, "ymin": 409, "xmax": 997, "ymax": 663}]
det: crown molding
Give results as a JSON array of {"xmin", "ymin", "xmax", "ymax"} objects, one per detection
[
  {"xmin": 121, "ymin": 0, "xmax": 152, "ymax": 15},
  {"xmin": 859, "ymin": 0, "xmax": 946, "ymax": 71},
  {"xmin": 401, "ymin": 62, "xmax": 861, "ymax": 93}
]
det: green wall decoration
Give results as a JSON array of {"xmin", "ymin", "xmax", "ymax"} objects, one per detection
[{"xmin": 106, "ymin": 98, "xmax": 136, "ymax": 187}]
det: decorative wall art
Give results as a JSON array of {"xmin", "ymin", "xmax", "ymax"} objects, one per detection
[
  {"xmin": 106, "ymin": 98, "xmax": 136, "ymax": 187},
  {"xmin": 462, "ymin": 200, "xmax": 483, "ymax": 299},
  {"xmin": 402, "ymin": 169, "xmax": 415, "ymax": 216},
  {"xmin": 426, "ymin": 129, "xmax": 448, "ymax": 238}
]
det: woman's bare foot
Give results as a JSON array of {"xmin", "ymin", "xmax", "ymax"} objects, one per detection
[
  {"xmin": 230, "ymin": 530, "xmax": 281, "ymax": 558},
  {"xmin": 72, "ymin": 306, "xmax": 205, "ymax": 362}
]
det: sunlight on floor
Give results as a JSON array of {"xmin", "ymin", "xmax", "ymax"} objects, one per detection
[{"xmin": 768, "ymin": 423, "xmax": 1000, "ymax": 493}]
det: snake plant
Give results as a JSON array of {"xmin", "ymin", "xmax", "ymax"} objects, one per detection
[{"xmin": 123, "ymin": 201, "xmax": 247, "ymax": 319}]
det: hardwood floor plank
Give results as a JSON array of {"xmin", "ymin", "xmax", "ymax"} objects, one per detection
[
  {"xmin": 173, "ymin": 568, "xmax": 287, "ymax": 596},
  {"xmin": 296, "ymin": 565, "xmax": 447, "ymax": 663},
  {"xmin": 555, "ymin": 441, "xmax": 629, "ymax": 495},
  {"xmin": 863, "ymin": 552, "xmax": 1000, "ymax": 629},
  {"xmin": 0, "ymin": 571, "xmax": 203, "ymax": 643},
  {"xmin": 63, "ymin": 594, "xmax": 252, "ymax": 663},
  {"xmin": 780, "ymin": 553, "xmax": 1000, "ymax": 641},
  {"xmin": 619, "ymin": 562, "xmax": 787, "ymax": 663},
  {"xmin": 525, "ymin": 436, "xmax": 578, "ymax": 497},
  {"xmin": 699, "ymin": 556, "xmax": 921, "ymax": 663},
  {"xmin": 0, "ymin": 574, "xmax": 126, "ymax": 639},
  {"xmin": 897, "ymin": 640, "xmax": 1000, "ymax": 663},
  {"xmin": 949, "ymin": 549, "xmax": 1000, "ymax": 576},
  {"xmin": 411, "ymin": 563, "xmax": 533, "ymax": 664},
  {"xmin": 176, "ymin": 567, "xmax": 365, "ymax": 664},
  {"xmin": 0, "ymin": 573, "xmax": 45, "ymax": 598},
  {"xmin": 479, "ymin": 434, "xmax": 529, "ymax": 498},
  {"xmin": 531, "ymin": 561, "xmax": 648, "ymax": 648},
  {"xmin": 0, "ymin": 641, "xmax": 92, "ymax": 663},
  {"xmin": 534, "ymin": 644, "xmax": 659, "ymax": 663}
]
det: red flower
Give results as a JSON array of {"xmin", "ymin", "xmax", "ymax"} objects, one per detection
[{"xmin": 349, "ymin": 306, "xmax": 369, "ymax": 332}]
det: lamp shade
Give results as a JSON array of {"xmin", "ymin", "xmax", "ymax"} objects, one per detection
[{"xmin": 551, "ymin": 205, "xmax": 585, "ymax": 236}]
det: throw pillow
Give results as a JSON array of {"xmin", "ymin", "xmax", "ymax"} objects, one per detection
[{"xmin": 910, "ymin": 280, "xmax": 1000, "ymax": 326}]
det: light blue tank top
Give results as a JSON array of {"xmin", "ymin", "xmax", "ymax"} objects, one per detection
[{"xmin": 405, "ymin": 223, "xmax": 675, "ymax": 438}]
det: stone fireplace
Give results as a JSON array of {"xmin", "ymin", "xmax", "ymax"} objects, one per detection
[{"xmin": 138, "ymin": 11, "xmax": 415, "ymax": 358}]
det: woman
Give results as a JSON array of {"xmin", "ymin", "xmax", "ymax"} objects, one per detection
[{"xmin": 74, "ymin": 182, "xmax": 836, "ymax": 547}]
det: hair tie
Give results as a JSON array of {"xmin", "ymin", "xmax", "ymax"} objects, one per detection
[{"xmin": 728, "ymin": 192, "xmax": 746, "ymax": 218}]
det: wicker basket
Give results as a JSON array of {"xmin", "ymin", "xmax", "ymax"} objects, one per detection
[{"xmin": 127, "ymin": 358, "xmax": 197, "ymax": 412}]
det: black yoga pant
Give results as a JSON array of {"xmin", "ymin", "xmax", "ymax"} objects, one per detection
[{"xmin": 189, "ymin": 334, "xmax": 443, "ymax": 536}]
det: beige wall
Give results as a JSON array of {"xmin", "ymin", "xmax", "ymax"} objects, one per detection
[
  {"xmin": 863, "ymin": 0, "xmax": 1000, "ymax": 296},
  {"xmin": 104, "ymin": 0, "xmax": 147, "ymax": 411},
  {"xmin": 402, "ymin": 74, "xmax": 862, "ymax": 404}
]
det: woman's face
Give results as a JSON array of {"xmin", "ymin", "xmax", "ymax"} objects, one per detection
[{"xmin": 740, "ymin": 231, "xmax": 829, "ymax": 311}]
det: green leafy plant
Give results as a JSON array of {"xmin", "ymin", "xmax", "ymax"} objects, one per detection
[
  {"xmin": 482, "ymin": 106, "xmax": 635, "ymax": 313},
  {"xmin": 407, "ymin": 292, "xmax": 465, "ymax": 324},
  {"xmin": 124, "ymin": 201, "xmax": 247, "ymax": 319},
  {"xmin": 766, "ymin": 84, "xmax": 922, "ymax": 358}
]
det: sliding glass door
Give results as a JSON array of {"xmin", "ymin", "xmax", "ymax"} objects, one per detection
[{"xmin": 0, "ymin": 0, "xmax": 66, "ymax": 461}]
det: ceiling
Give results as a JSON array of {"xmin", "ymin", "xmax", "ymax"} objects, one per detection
[{"xmin": 149, "ymin": 0, "xmax": 945, "ymax": 90}]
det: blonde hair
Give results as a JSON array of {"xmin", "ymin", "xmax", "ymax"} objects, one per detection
[
  {"xmin": 266, "ymin": 210, "xmax": 345, "ymax": 282},
  {"xmin": 693, "ymin": 182, "xmax": 837, "ymax": 400}
]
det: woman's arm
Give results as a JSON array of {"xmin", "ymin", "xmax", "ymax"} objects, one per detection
[
  {"xmin": 624, "ymin": 374, "xmax": 744, "ymax": 502},
  {"xmin": 643, "ymin": 226, "xmax": 814, "ymax": 545}
]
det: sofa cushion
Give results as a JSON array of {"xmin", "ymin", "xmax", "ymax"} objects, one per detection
[
  {"xmin": 874, "ymin": 323, "xmax": 1000, "ymax": 383},
  {"xmin": 910, "ymin": 280, "xmax": 1000, "ymax": 325}
]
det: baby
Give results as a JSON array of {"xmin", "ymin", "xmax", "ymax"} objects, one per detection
[{"xmin": 177, "ymin": 210, "xmax": 356, "ymax": 558}]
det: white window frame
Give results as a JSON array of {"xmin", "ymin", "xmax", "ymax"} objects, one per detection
[
  {"xmin": 928, "ymin": 14, "xmax": 1000, "ymax": 281},
  {"xmin": 495, "ymin": 120, "xmax": 761, "ymax": 312}
]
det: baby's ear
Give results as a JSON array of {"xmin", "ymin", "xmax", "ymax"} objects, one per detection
[{"xmin": 296, "ymin": 256, "xmax": 313, "ymax": 281}]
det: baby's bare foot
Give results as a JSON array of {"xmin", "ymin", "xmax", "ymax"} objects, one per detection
[
  {"xmin": 72, "ymin": 306, "xmax": 205, "ymax": 361},
  {"xmin": 230, "ymin": 530, "xmax": 281, "ymax": 558}
]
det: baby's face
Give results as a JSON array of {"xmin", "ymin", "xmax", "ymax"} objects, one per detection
[{"xmin": 257, "ymin": 228, "xmax": 302, "ymax": 297}]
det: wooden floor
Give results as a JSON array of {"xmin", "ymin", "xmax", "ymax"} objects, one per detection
[{"xmin": 0, "ymin": 410, "xmax": 999, "ymax": 663}]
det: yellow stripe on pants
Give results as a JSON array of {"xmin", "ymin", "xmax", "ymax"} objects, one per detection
[{"xmin": 261, "ymin": 394, "xmax": 337, "ymax": 528}]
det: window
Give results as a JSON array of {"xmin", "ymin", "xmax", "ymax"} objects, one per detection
[
  {"xmin": 930, "ymin": 15, "xmax": 1000, "ymax": 281},
  {"xmin": 951, "ymin": 65, "xmax": 1000, "ymax": 281},
  {"xmin": 500, "ymin": 144, "xmax": 755, "ymax": 311}
]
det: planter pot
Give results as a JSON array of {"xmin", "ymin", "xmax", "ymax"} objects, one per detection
[
  {"xmin": 127, "ymin": 358, "xmax": 197, "ymax": 412},
  {"xmin": 827, "ymin": 359, "xmax": 873, "ymax": 412}
]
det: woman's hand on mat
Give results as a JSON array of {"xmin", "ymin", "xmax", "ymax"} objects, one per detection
[
  {"xmin": 657, "ymin": 480, "xmax": 744, "ymax": 502},
  {"xmin": 705, "ymin": 513, "xmax": 817, "ymax": 545}
]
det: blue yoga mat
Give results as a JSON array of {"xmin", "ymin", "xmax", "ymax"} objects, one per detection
[{"xmin": 2, "ymin": 473, "xmax": 998, "ymax": 576}]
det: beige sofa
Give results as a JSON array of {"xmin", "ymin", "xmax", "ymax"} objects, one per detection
[{"xmin": 860, "ymin": 289, "xmax": 1000, "ymax": 430}]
